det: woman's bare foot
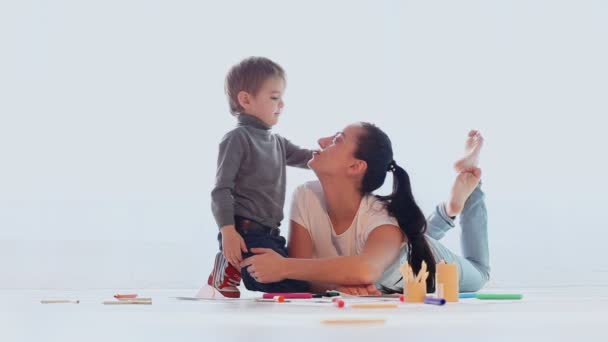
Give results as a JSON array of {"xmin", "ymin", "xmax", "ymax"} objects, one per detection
[
  {"xmin": 446, "ymin": 167, "xmax": 482, "ymax": 217},
  {"xmin": 453, "ymin": 130, "xmax": 484, "ymax": 173}
]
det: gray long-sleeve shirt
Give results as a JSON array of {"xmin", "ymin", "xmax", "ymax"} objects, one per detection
[{"xmin": 211, "ymin": 114, "xmax": 313, "ymax": 229}]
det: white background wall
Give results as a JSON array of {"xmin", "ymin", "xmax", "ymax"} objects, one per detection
[{"xmin": 1, "ymin": 0, "xmax": 606, "ymax": 289}]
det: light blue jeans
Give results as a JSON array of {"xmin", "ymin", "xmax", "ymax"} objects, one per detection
[{"xmin": 378, "ymin": 183, "xmax": 490, "ymax": 293}]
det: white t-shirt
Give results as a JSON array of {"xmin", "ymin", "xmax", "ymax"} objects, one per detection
[
  {"xmin": 289, "ymin": 181, "xmax": 400, "ymax": 258},
  {"xmin": 289, "ymin": 181, "xmax": 406, "ymax": 290}
]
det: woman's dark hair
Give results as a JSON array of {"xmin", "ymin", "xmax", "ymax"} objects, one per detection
[{"xmin": 354, "ymin": 122, "xmax": 436, "ymax": 293}]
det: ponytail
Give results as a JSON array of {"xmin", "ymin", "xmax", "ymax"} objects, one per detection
[
  {"xmin": 354, "ymin": 122, "xmax": 436, "ymax": 293},
  {"xmin": 378, "ymin": 162, "xmax": 436, "ymax": 292}
]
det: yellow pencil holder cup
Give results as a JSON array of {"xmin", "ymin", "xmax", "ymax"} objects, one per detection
[
  {"xmin": 404, "ymin": 282, "xmax": 426, "ymax": 303},
  {"xmin": 436, "ymin": 262, "xmax": 459, "ymax": 302}
]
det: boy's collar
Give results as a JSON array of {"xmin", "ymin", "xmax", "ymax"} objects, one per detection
[{"xmin": 238, "ymin": 113, "xmax": 271, "ymax": 130}]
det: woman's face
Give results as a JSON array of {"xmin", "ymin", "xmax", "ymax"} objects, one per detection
[{"xmin": 308, "ymin": 123, "xmax": 365, "ymax": 177}]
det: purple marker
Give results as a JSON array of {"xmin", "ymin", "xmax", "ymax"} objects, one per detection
[{"xmin": 424, "ymin": 297, "xmax": 446, "ymax": 306}]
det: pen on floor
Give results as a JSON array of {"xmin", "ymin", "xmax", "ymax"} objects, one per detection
[{"xmin": 41, "ymin": 300, "xmax": 80, "ymax": 304}]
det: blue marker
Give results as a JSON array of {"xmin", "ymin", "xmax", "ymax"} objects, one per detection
[
  {"xmin": 424, "ymin": 297, "xmax": 446, "ymax": 305},
  {"xmin": 459, "ymin": 293, "xmax": 477, "ymax": 299}
]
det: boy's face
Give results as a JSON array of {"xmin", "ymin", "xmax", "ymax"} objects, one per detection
[{"xmin": 239, "ymin": 77, "xmax": 285, "ymax": 127}]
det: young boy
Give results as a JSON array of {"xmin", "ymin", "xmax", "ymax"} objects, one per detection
[{"xmin": 208, "ymin": 57, "xmax": 312, "ymax": 298}]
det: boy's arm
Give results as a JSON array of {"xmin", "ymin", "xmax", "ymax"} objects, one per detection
[
  {"xmin": 281, "ymin": 136, "xmax": 314, "ymax": 169},
  {"xmin": 211, "ymin": 131, "xmax": 246, "ymax": 229}
]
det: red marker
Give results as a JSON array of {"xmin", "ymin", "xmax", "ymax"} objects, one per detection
[
  {"xmin": 262, "ymin": 293, "xmax": 312, "ymax": 299},
  {"xmin": 334, "ymin": 299, "xmax": 345, "ymax": 308}
]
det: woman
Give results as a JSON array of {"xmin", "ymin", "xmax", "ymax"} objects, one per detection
[{"xmin": 240, "ymin": 123, "xmax": 489, "ymax": 294}]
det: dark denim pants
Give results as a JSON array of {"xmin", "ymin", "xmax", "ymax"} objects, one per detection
[{"xmin": 218, "ymin": 216, "xmax": 309, "ymax": 293}]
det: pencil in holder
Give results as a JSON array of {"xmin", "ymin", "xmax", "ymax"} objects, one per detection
[
  {"xmin": 404, "ymin": 281, "xmax": 426, "ymax": 303},
  {"xmin": 436, "ymin": 261, "xmax": 459, "ymax": 302}
]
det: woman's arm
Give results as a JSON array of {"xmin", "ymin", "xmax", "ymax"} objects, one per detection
[
  {"xmin": 287, "ymin": 220, "xmax": 313, "ymax": 258},
  {"xmin": 283, "ymin": 225, "xmax": 403, "ymax": 284},
  {"xmin": 287, "ymin": 220, "xmax": 336, "ymax": 292},
  {"xmin": 241, "ymin": 222, "xmax": 404, "ymax": 285}
]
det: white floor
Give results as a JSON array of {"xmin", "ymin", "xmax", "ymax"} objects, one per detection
[{"xmin": 3, "ymin": 286, "xmax": 608, "ymax": 342}]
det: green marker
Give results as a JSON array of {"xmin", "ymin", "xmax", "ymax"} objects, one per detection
[{"xmin": 476, "ymin": 293, "xmax": 523, "ymax": 300}]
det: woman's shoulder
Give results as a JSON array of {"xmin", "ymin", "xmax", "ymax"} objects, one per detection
[
  {"xmin": 360, "ymin": 195, "xmax": 399, "ymax": 225},
  {"xmin": 293, "ymin": 180, "xmax": 325, "ymax": 202}
]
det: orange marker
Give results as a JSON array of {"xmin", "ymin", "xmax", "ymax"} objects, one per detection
[{"xmin": 114, "ymin": 293, "xmax": 138, "ymax": 299}]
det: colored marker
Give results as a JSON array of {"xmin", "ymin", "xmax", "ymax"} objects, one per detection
[
  {"xmin": 117, "ymin": 297, "xmax": 151, "ymax": 301},
  {"xmin": 256, "ymin": 296, "xmax": 289, "ymax": 303},
  {"xmin": 459, "ymin": 293, "xmax": 477, "ymax": 299},
  {"xmin": 334, "ymin": 299, "xmax": 345, "ymax": 308},
  {"xmin": 103, "ymin": 300, "xmax": 151, "ymax": 305},
  {"xmin": 114, "ymin": 293, "xmax": 138, "ymax": 299},
  {"xmin": 476, "ymin": 293, "xmax": 523, "ymax": 300},
  {"xmin": 262, "ymin": 292, "xmax": 312, "ymax": 299},
  {"xmin": 313, "ymin": 291, "xmax": 340, "ymax": 298},
  {"xmin": 424, "ymin": 297, "xmax": 446, "ymax": 306},
  {"xmin": 40, "ymin": 300, "xmax": 80, "ymax": 304}
]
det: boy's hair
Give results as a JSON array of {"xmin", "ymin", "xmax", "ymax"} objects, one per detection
[{"xmin": 225, "ymin": 57, "xmax": 286, "ymax": 115}]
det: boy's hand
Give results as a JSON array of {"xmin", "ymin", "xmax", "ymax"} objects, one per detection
[{"xmin": 220, "ymin": 225, "xmax": 248, "ymax": 268}]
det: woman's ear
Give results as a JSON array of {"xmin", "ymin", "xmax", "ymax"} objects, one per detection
[
  {"xmin": 348, "ymin": 159, "xmax": 367, "ymax": 177},
  {"xmin": 237, "ymin": 91, "xmax": 251, "ymax": 110}
]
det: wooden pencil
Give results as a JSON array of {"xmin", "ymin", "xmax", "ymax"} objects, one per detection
[
  {"xmin": 103, "ymin": 300, "xmax": 152, "ymax": 305},
  {"xmin": 40, "ymin": 300, "xmax": 79, "ymax": 304}
]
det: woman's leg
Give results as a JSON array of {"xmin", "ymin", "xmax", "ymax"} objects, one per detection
[
  {"xmin": 427, "ymin": 180, "xmax": 490, "ymax": 292},
  {"xmin": 426, "ymin": 202, "xmax": 456, "ymax": 241}
]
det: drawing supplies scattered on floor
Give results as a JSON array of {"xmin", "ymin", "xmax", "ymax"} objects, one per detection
[
  {"xmin": 40, "ymin": 300, "xmax": 80, "ymax": 304},
  {"xmin": 262, "ymin": 292, "xmax": 313, "ymax": 299},
  {"xmin": 103, "ymin": 299, "xmax": 152, "ymax": 305},
  {"xmin": 333, "ymin": 299, "xmax": 345, "ymax": 308},
  {"xmin": 424, "ymin": 297, "xmax": 446, "ymax": 306},
  {"xmin": 476, "ymin": 293, "xmax": 523, "ymax": 300},
  {"xmin": 256, "ymin": 296, "xmax": 287, "ymax": 303},
  {"xmin": 312, "ymin": 291, "xmax": 341, "ymax": 298},
  {"xmin": 459, "ymin": 293, "xmax": 478, "ymax": 299},
  {"xmin": 114, "ymin": 293, "xmax": 138, "ymax": 299},
  {"xmin": 104, "ymin": 294, "xmax": 152, "ymax": 305}
]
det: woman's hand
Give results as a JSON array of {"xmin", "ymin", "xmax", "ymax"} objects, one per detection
[
  {"xmin": 240, "ymin": 248, "xmax": 287, "ymax": 283},
  {"xmin": 337, "ymin": 284, "xmax": 381, "ymax": 296}
]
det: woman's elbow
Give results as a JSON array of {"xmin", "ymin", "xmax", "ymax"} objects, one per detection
[{"xmin": 356, "ymin": 261, "xmax": 383, "ymax": 284}]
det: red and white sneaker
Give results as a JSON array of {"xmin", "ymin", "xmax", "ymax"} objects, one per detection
[{"xmin": 208, "ymin": 252, "xmax": 242, "ymax": 298}]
